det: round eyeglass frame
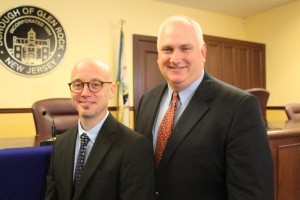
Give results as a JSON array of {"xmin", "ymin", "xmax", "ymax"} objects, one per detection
[{"xmin": 68, "ymin": 81, "xmax": 112, "ymax": 93}]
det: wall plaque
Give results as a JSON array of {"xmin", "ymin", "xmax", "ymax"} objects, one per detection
[{"xmin": 0, "ymin": 6, "xmax": 66, "ymax": 77}]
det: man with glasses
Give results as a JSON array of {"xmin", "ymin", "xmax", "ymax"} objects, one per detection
[{"xmin": 45, "ymin": 59, "xmax": 155, "ymax": 200}]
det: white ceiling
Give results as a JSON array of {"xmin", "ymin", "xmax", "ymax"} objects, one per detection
[{"xmin": 155, "ymin": 0, "xmax": 296, "ymax": 18}]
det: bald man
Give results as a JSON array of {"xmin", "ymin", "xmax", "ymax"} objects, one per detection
[{"xmin": 45, "ymin": 59, "xmax": 154, "ymax": 200}]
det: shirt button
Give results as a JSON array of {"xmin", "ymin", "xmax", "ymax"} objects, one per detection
[{"xmin": 155, "ymin": 191, "xmax": 159, "ymax": 197}]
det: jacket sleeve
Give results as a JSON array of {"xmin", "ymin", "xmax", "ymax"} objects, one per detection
[
  {"xmin": 119, "ymin": 135, "xmax": 155, "ymax": 200},
  {"xmin": 226, "ymin": 94, "xmax": 274, "ymax": 200}
]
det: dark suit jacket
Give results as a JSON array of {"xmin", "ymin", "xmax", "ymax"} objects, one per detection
[
  {"xmin": 135, "ymin": 72, "xmax": 274, "ymax": 200},
  {"xmin": 45, "ymin": 113, "xmax": 155, "ymax": 200}
]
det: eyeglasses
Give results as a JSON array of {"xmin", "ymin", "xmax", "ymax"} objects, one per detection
[{"xmin": 68, "ymin": 80, "xmax": 112, "ymax": 93}]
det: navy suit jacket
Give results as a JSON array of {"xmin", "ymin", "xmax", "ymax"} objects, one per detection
[
  {"xmin": 45, "ymin": 113, "xmax": 155, "ymax": 200},
  {"xmin": 135, "ymin": 72, "xmax": 274, "ymax": 200}
]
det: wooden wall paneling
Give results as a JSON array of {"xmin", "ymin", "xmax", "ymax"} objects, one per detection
[
  {"xmin": 268, "ymin": 122, "xmax": 300, "ymax": 200},
  {"xmin": 204, "ymin": 40, "xmax": 222, "ymax": 78},
  {"xmin": 203, "ymin": 35, "xmax": 266, "ymax": 90},
  {"xmin": 236, "ymin": 45, "xmax": 251, "ymax": 89},
  {"xmin": 250, "ymin": 46, "xmax": 266, "ymax": 88},
  {"xmin": 222, "ymin": 43, "xmax": 237, "ymax": 87},
  {"xmin": 133, "ymin": 35, "xmax": 164, "ymax": 113},
  {"xmin": 277, "ymin": 143, "xmax": 300, "ymax": 200}
]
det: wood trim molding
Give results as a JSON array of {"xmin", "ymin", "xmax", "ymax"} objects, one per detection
[
  {"xmin": 0, "ymin": 106, "xmax": 281, "ymax": 114},
  {"xmin": 0, "ymin": 106, "xmax": 134, "ymax": 114},
  {"xmin": 0, "ymin": 108, "xmax": 32, "ymax": 113},
  {"xmin": 267, "ymin": 106, "xmax": 285, "ymax": 110}
]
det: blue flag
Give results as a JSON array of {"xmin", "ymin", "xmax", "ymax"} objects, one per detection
[{"xmin": 116, "ymin": 27, "xmax": 130, "ymax": 126}]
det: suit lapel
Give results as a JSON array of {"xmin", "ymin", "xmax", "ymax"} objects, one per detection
[
  {"xmin": 158, "ymin": 74, "xmax": 214, "ymax": 171},
  {"xmin": 73, "ymin": 113, "xmax": 117, "ymax": 199},
  {"xmin": 141, "ymin": 84, "xmax": 167, "ymax": 140},
  {"xmin": 61, "ymin": 128, "xmax": 78, "ymax": 199}
]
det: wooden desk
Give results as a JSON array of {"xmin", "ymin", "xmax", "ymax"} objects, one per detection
[
  {"xmin": 268, "ymin": 120, "xmax": 300, "ymax": 200},
  {"xmin": 1, "ymin": 121, "xmax": 300, "ymax": 199},
  {"xmin": 0, "ymin": 135, "xmax": 49, "ymax": 149}
]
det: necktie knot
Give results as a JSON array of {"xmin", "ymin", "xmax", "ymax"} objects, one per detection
[
  {"xmin": 80, "ymin": 133, "xmax": 90, "ymax": 146},
  {"xmin": 171, "ymin": 92, "xmax": 178, "ymax": 107}
]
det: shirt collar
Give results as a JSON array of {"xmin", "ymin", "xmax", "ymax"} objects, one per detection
[
  {"xmin": 77, "ymin": 111, "xmax": 109, "ymax": 143},
  {"xmin": 168, "ymin": 69, "xmax": 205, "ymax": 105}
]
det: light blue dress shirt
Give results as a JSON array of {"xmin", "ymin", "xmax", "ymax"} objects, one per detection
[
  {"xmin": 152, "ymin": 70, "xmax": 205, "ymax": 151},
  {"xmin": 73, "ymin": 111, "xmax": 109, "ymax": 180}
]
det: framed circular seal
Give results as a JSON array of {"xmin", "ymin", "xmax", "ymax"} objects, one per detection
[{"xmin": 0, "ymin": 6, "xmax": 67, "ymax": 77}]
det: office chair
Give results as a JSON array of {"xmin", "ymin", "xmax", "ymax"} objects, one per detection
[
  {"xmin": 285, "ymin": 103, "xmax": 300, "ymax": 120},
  {"xmin": 245, "ymin": 88, "xmax": 270, "ymax": 123},
  {"xmin": 32, "ymin": 98, "xmax": 79, "ymax": 137}
]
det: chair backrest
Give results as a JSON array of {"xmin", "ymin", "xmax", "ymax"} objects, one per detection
[
  {"xmin": 245, "ymin": 88, "xmax": 270, "ymax": 123},
  {"xmin": 285, "ymin": 103, "xmax": 300, "ymax": 120},
  {"xmin": 32, "ymin": 98, "xmax": 79, "ymax": 137}
]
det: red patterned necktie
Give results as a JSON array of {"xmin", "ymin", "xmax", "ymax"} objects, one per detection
[{"xmin": 155, "ymin": 92, "xmax": 178, "ymax": 169}]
